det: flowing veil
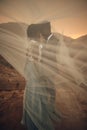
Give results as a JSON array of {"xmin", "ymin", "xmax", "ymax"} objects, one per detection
[{"xmin": 0, "ymin": 0, "xmax": 87, "ymax": 130}]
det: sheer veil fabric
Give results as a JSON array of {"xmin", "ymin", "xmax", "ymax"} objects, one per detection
[
  {"xmin": 0, "ymin": 0, "xmax": 87, "ymax": 130},
  {"xmin": 0, "ymin": 30, "xmax": 87, "ymax": 129}
]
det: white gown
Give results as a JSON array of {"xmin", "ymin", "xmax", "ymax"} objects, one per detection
[{"xmin": 22, "ymin": 40, "xmax": 61, "ymax": 130}]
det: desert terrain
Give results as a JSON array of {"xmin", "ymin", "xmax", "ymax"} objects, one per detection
[
  {"xmin": 0, "ymin": 55, "xmax": 25, "ymax": 130},
  {"xmin": 0, "ymin": 55, "xmax": 87, "ymax": 130}
]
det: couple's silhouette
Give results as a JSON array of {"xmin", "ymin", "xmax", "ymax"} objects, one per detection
[{"xmin": 21, "ymin": 22, "xmax": 61, "ymax": 130}]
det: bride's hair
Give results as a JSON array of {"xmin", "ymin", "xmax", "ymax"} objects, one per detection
[{"xmin": 27, "ymin": 22, "xmax": 51, "ymax": 40}]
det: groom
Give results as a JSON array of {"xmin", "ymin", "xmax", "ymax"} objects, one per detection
[
  {"xmin": 27, "ymin": 21, "xmax": 59, "ymax": 107},
  {"xmin": 27, "ymin": 21, "xmax": 59, "ymax": 44}
]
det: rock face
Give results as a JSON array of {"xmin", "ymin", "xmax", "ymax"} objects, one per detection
[
  {"xmin": 0, "ymin": 90, "xmax": 25, "ymax": 130},
  {"xmin": 0, "ymin": 22, "xmax": 27, "ymax": 37},
  {"xmin": 0, "ymin": 56, "xmax": 26, "ymax": 130},
  {"xmin": 0, "ymin": 55, "xmax": 25, "ymax": 91},
  {"xmin": 0, "ymin": 55, "xmax": 87, "ymax": 130},
  {"xmin": 56, "ymin": 85, "xmax": 87, "ymax": 130}
]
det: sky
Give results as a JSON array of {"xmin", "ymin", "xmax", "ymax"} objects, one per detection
[{"xmin": 0, "ymin": 0, "xmax": 87, "ymax": 38}]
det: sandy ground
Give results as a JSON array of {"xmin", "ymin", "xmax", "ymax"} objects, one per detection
[
  {"xmin": 0, "ymin": 56, "xmax": 87, "ymax": 130},
  {"xmin": 0, "ymin": 57, "xmax": 26, "ymax": 130},
  {"xmin": 0, "ymin": 90, "xmax": 25, "ymax": 130}
]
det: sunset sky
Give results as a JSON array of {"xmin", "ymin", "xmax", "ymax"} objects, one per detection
[{"xmin": 0, "ymin": 0, "xmax": 87, "ymax": 38}]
